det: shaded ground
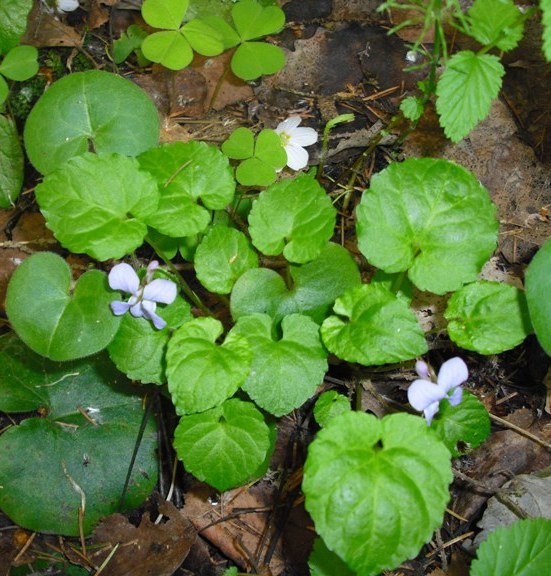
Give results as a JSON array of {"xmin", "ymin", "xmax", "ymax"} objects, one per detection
[{"xmin": 1, "ymin": 1, "xmax": 551, "ymax": 575}]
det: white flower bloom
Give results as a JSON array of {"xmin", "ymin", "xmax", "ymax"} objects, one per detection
[
  {"xmin": 56, "ymin": 0, "xmax": 79, "ymax": 12},
  {"xmin": 407, "ymin": 357, "xmax": 468, "ymax": 425},
  {"xmin": 275, "ymin": 116, "xmax": 318, "ymax": 171}
]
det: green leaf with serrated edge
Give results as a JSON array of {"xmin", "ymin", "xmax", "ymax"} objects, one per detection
[
  {"xmin": 313, "ymin": 391, "xmax": 351, "ymax": 428},
  {"xmin": 181, "ymin": 19, "xmax": 224, "ymax": 56},
  {"xmin": 222, "ymin": 126, "xmax": 255, "ymax": 159},
  {"xmin": 303, "ymin": 412, "xmax": 452, "ymax": 576},
  {"xmin": 173, "ymin": 398, "xmax": 274, "ymax": 491},
  {"xmin": 35, "ymin": 153, "xmax": 159, "ymax": 261},
  {"xmin": 231, "ymin": 242, "xmax": 361, "ymax": 323},
  {"xmin": 471, "ymin": 518, "xmax": 551, "ymax": 576},
  {"xmin": 371, "ymin": 269, "xmax": 414, "ymax": 304},
  {"xmin": 436, "ymin": 51, "xmax": 504, "ymax": 143},
  {"xmin": 445, "ymin": 281, "xmax": 532, "ymax": 355},
  {"xmin": 23, "ymin": 70, "xmax": 159, "ymax": 174},
  {"xmin": 141, "ymin": 0, "xmax": 189, "ymax": 30},
  {"xmin": 0, "ymin": 114, "xmax": 23, "ymax": 207},
  {"xmin": 525, "ymin": 237, "xmax": 551, "ymax": 356},
  {"xmin": 249, "ymin": 174, "xmax": 336, "ymax": 264},
  {"xmin": 141, "ymin": 30, "xmax": 193, "ymax": 70},
  {"xmin": 108, "ymin": 297, "xmax": 191, "ymax": 385},
  {"xmin": 309, "ymin": 537, "xmax": 355, "ymax": 576},
  {"xmin": 231, "ymin": 0, "xmax": 284, "ymax": 41},
  {"xmin": 400, "ymin": 95, "xmax": 424, "ymax": 121},
  {"xmin": 467, "ymin": 0, "xmax": 525, "ymax": 52},
  {"xmin": 231, "ymin": 314, "xmax": 328, "ymax": 417},
  {"xmin": 0, "ymin": 45, "xmax": 38, "ymax": 80},
  {"xmin": 430, "ymin": 391, "xmax": 490, "ymax": 457},
  {"xmin": 195, "ymin": 225, "xmax": 258, "ymax": 294},
  {"xmin": 139, "ymin": 141, "xmax": 235, "ymax": 237},
  {"xmin": 167, "ymin": 317, "xmax": 252, "ymax": 415},
  {"xmin": 0, "ymin": 0, "xmax": 33, "ymax": 54},
  {"xmin": 0, "ymin": 348, "xmax": 157, "ymax": 536},
  {"xmin": 543, "ymin": 0, "xmax": 551, "ymax": 61},
  {"xmin": 6, "ymin": 253, "xmax": 121, "ymax": 361},
  {"xmin": 321, "ymin": 284, "xmax": 427, "ymax": 366},
  {"xmin": 231, "ymin": 41, "xmax": 285, "ymax": 80},
  {"xmin": 202, "ymin": 15, "xmax": 241, "ymax": 49},
  {"xmin": 236, "ymin": 156, "xmax": 278, "ymax": 186},
  {"xmin": 356, "ymin": 158, "xmax": 498, "ymax": 295},
  {"xmin": 112, "ymin": 25, "xmax": 148, "ymax": 64}
]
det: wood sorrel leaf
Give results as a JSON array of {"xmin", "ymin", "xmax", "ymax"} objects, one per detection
[
  {"xmin": 0, "ymin": 337, "xmax": 157, "ymax": 536},
  {"xmin": 231, "ymin": 0, "xmax": 285, "ymax": 41},
  {"xmin": 321, "ymin": 284, "xmax": 427, "ymax": 366},
  {"xmin": 248, "ymin": 173, "xmax": 336, "ymax": 264},
  {"xmin": 222, "ymin": 126, "xmax": 255, "ymax": 159},
  {"xmin": 231, "ymin": 313, "xmax": 328, "ymax": 417},
  {"xmin": 24, "ymin": 70, "xmax": 159, "ymax": 174},
  {"xmin": 231, "ymin": 41, "xmax": 285, "ymax": 80},
  {"xmin": 303, "ymin": 412, "xmax": 452, "ymax": 576},
  {"xmin": 6, "ymin": 252, "xmax": 121, "ymax": 361},
  {"xmin": 445, "ymin": 281, "xmax": 532, "ymax": 354},
  {"xmin": 139, "ymin": 141, "xmax": 235, "ymax": 237},
  {"xmin": 167, "ymin": 317, "xmax": 252, "ymax": 415},
  {"xmin": 35, "ymin": 153, "xmax": 159, "ymax": 261},
  {"xmin": 173, "ymin": 398, "xmax": 274, "ymax": 491},
  {"xmin": 181, "ymin": 19, "xmax": 224, "ymax": 56},
  {"xmin": 0, "ymin": 114, "xmax": 23, "ymax": 207},
  {"xmin": 141, "ymin": 0, "xmax": 188, "ymax": 30},
  {"xmin": 141, "ymin": 30, "xmax": 193, "ymax": 70},
  {"xmin": 356, "ymin": 158, "xmax": 498, "ymax": 295}
]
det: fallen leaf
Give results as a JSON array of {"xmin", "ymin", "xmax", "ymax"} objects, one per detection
[{"xmin": 21, "ymin": 4, "xmax": 82, "ymax": 48}]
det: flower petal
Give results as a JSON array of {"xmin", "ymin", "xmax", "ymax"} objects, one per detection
[
  {"xmin": 108, "ymin": 263, "xmax": 139, "ymax": 295},
  {"xmin": 129, "ymin": 302, "xmax": 147, "ymax": 318},
  {"xmin": 448, "ymin": 386, "xmax": 463, "ymax": 406},
  {"xmin": 276, "ymin": 116, "xmax": 302, "ymax": 133},
  {"xmin": 437, "ymin": 357, "xmax": 468, "ymax": 392},
  {"xmin": 424, "ymin": 402, "xmax": 440, "ymax": 425},
  {"xmin": 140, "ymin": 300, "xmax": 167, "ymax": 329},
  {"xmin": 110, "ymin": 300, "xmax": 132, "ymax": 315},
  {"xmin": 143, "ymin": 278, "xmax": 177, "ymax": 304},
  {"xmin": 290, "ymin": 126, "xmax": 318, "ymax": 146},
  {"xmin": 407, "ymin": 378, "xmax": 447, "ymax": 411},
  {"xmin": 285, "ymin": 143, "xmax": 309, "ymax": 170},
  {"xmin": 415, "ymin": 360, "xmax": 431, "ymax": 380}
]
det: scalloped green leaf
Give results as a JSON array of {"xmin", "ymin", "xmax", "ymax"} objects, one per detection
[
  {"xmin": 0, "ymin": 45, "xmax": 38, "ymax": 81},
  {"xmin": 356, "ymin": 158, "xmax": 498, "ymax": 295},
  {"xmin": 141, "ymin": 30, "xmax": 193, "ymax": 70},
  {"xmin": 436, "ymin": 51, "xmax": 504, "ymax": 143},
  {"xmin": 195, "ymin": 225, "xmax": 258, "ymax": 294},
  {"xmin": 0, "ymin": 114, "xmax": 23, "ymax": 207},
  {"xmin": 445, "ymin": 281, "xmax": 532, "ymax": 355},
  {"xmin": 231, "ymin": 0, "xmax": 285, "ymax": 41},
  {"xmin": 313, "ymin": 391, "xmax": 351, "ymax": 428},
  {"xmin": 471, "ymin": 518, "xmax": 551, "ymax": 576},
  {"xmin": 167, "ymin": 317, "xmax": 252, "ymax": 415},
  {"xmin": 467, "ymin": 0, "xmax": 525, "ymax": 52},
  {"xmin": 141, "ymin": 0, "xmax": 189, "ymax": 30},
  {"xmin": 248, "ymin": 173, "xmax": 336, "ymax": 264},
  {"xmin": 35, "ymin": 153, "xmax": 159, "ymax": 260},
  {"xmin": 181, "ymin": 18, "xmax": 224, "ymax": 56},
  {"xmin": 0, "ymin": 345, "xmax": 157, "ymax": 536},
  {"xmin": 23, "ymin": 70, "xmax": 159, "ymax": 174},
  {"xmin": 303, "ymin": 412, "xmax": 453, "ymax": 576},
  {"xmin": 0, "ymin": 0, "xmax": 33, "ymax": 54},
  {"xmin": 139, "ymin": 141, "xmax": 235, "ymax": 237},
  {"xmin": 321, "ymin": 284, "xmax": 427, "ymax": 366},
  {"xmin": 231, "ymin": 313, "xmax": 328, "ymax": 416},
  {"xmin": 6, "ymin": 252, "xmax": 121, "ymax": 361},
  {"xmin": 231, "ymin": 42, "xmax": 285, "ymax": 80},
  {"xmin": 173, "ymin": 398, "xmax": 274, "ymax": 491}
]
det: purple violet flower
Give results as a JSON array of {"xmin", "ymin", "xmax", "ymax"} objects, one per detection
[
  {"xmin": 108, "ymin": 261, "xmax": 177, "ymax": 330},
  {"xmin": 407, "ymin": 357, "xmax": 468, "ymax": 425}
]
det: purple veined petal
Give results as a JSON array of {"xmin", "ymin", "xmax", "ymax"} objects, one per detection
[
  {"xmin": 407, "ymin": 378, "xmax": 447, "ymax": 411},
  {"xmin": 447, "ymin": 386, "xmax": 463, "ymax": 406},
  {"xmin": 108, "ymin": 263, "xmax": 139, "ymax": 294},
  {"xmin": 424, "ymin": 402, "xmax": 440, "ymax": 425},
  {"xmin": 285, "ymin": 144, "xmax": 309, "ymax": 170},
  {"xmin": 140, "ymin": 299, "xmax": 167, "ymax": 329},
  {"xmin": 276, "ymin": 116, "xmax": 302, "ymax": 133},
  {"xmin": 291, "ymin": 126, "xmax": 318, "ymax": 146},
  {"xmin": 437, "ymin": 357, "xmax": 468, "ymax": 393},
  {"xmin": 110, "ymin": 300, "xmax": 132, "ymax": 315},
  {"xmin": 145, "ymin": 260, "xmax": 160, "ymax": 283},
  {"xmin": 143, "ymin": 278, "xmax": 177, "ymax": 304},
  {"xmin": 415, "ymin": 360, "xmax": 431, "ymax": 380}
]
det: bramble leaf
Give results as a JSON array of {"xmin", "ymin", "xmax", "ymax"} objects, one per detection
[
  {"xmin": 0, "ymin": 114, "xmax": 24, "ymax": 207},
  {"xmin": 467, "ymin": 0, "xmax": 525, "ymax": 52}
]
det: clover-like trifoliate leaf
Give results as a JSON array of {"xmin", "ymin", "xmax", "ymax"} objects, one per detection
[
  {"xmin": 248, "ymin": 174, "xmax": 336, "ymax": 263},
  {"xmin": 231, "ymin": 314, "xmax": 328, "ymax": 416},
  {"xmin": 0, "ymin": 114, "xmax": 23, "ymax": 207},
  {"xmin": 303, "ymin": 411, "xmax": 453, "ymax": 576},
  {"xmin": 436, "ymin": 51, "xmax": 504, "ymax": 143},
  {"xmin": 313, "ymin": 391, "xmax": 351, "ymax": 428},
  {"xmin": 231, "ymin": 242, "xmax": 361, "ymax": 323},
  {"xmin": 181, "ymin": 19, "xmax": 224, "ymax": 56},
  {"xmin": 356, "ymin": 158, "xmax": 498, "ymax": 294},
  {"xmin": 195, "ymin": 225, "xmax": 258, "ymax": 294},
  {"xmin": 231, "ymin": 0, "xmax": 285, "ymax": 41},
  {"xmin": 24, "ymin": 71, "xmax": 159, "ymax": 174},
  {"xmin": 445, "ymin": 281, "xmax": 532, "ymax": 355},
  {"xmin": 6, "ymin": 252, "xmax": 121, "ymax": 361},
  {"xmin": 141, "ymin": 30, "xmax": 193, "ymax": 70},
  {"xmin": 173, "ymin": 398, "xmax": 274, "ymax": 491},
  {"xmin": 467, "ymin": 0, "xmax": 525, "ymax": 52},
  {"xmin": 35, "ymin": 153, "xmax": 159, "ymax": 260},
  {"xmin": 139, "ymin": 141, "xmax": 235, "ymax": 237},
  {"xmin": 167, "ymin": 317, "xmax": 252, "ymax": 415},
  {"xmin": 321, "ymin": 284, "xmax": 427, "ymax": 366},
  {"xmin": 222, "ymin": 126, "xmax": 255, "ymax": 159},
  {"xmin": 231, "ymin": 42, "xmax": 286, "ymax": 81},
  {"xmin": 141, "ymin": 0, "xmax": 188, "ymax": 30}
]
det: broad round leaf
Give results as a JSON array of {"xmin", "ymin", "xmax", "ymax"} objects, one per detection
[
  {"xmin": 173, "ymin": 398, "xmax": 274, "ymax": 491},
  {"xmin": 0, "ymin": 45, "xmax": 38, "ymax": 80},
  {"xmin": 321, "ymin": 284, "xmax": 428, "ymax": 365},
  {"xmin": 141, "ymin": 30, "xmax": 193, "ymax": 70},
  {"xmin": 231, "ymin": 42, "xmax": 285, "ymax": 80},
  {"xmin": 35, "ymin": 153, "xmax": 160, "ymax": 260},
  {"xmin": 356, "ymin": 158, "xmax": 498, "ymax": 294},
  {"xmin": 6, "ymin": 252, "xmax": 121, "ymax": 361},
  {"xmin": 24, "ymin": 70, "xmax": 159, "ymax": 174},
  {"xmin": 231, "ymin": 0, "xmax": 285, "ymax": 41},
  {"xmin": 0, "ymin": 114, "xmax": 23, "ymax": 207},
  {"xmin": 445, "ymin": 281, "xmax": 532, "ymax": 354},
  {"xmin": 303, "ymin": 412, "xmax": 453, "ymax": 576},
  {"xmin": 141, "ymin": 0, "xmax": 189, "ymax": 30},
  {"xmin": 167, "ymin": 317, "xmax": 252, "ymax": 415}
]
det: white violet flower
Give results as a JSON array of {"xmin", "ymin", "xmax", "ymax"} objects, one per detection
[
  {"xmin": 56, "ymin": 0, "xmax": 79, "ymax": 12},
  {"xmin": 407, "ymin": 357, "xmax": 468, "ymax": 425},
  {"xmin": 275, "ymin": 116, "xmax": 318, "ymax": 171},
  {"xmin": 108, "ymin": 261, "xmax": 177, "ymax": 330}
]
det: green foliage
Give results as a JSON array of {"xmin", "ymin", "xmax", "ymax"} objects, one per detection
[
  {"xmin": 467, "ymin": 0, "xmax": 526, "ymax": 51},
  {"xmin": 303, "ymin": 411, "xmax": 453, "ymax": 576},
  {"xmin": 308, "ymin": 537, "xmax": 356, "ymax": 576},
  {"xmin": 313, "ymin": 391, "xmax": 351, "ymax": 428},
  {"xmin": 0, "ymin": 114, "xmax": 23, "ymax": 207},
  {"xmin": 0, "ymin": 0, "xmax": 33, "ymax": 55},
  {"xmin": 0, "ymin": 44, "xmax": 38, "ymax": 106},
  {"xmin": 542, "ymin": 0, "xmax": 551, "ymax": 61},
  {"xmin": 112, "ymin": 24, "xmax": 150, "ymax": 66}
]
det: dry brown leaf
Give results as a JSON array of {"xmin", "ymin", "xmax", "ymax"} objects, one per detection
[{"xmin": 21, "ymin": 4, "xmax": 82, "ymax": 48}]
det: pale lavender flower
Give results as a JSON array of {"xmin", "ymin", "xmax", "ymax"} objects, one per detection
[
  {"xmin": 407, "ymin": 357, "xmax": 468, "ymax": 425},
  {"xmin": 57, "ymin": 0, "xmax": 79, "ymax": 11},
  {"xmin": 275, "ymin": 116, "xmax": 318, "ymax": 170},
  {"xmin": 108, "ymin": 261, "xmax": 177, "ymax": 330}
]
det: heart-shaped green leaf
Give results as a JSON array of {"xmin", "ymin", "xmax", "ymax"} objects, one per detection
[
  {"xmin": 0, "ymin": 45, "xmax": 38, "ymax": 80},
  {"xmin": 222, "ymin": 126, "xmax": 255, "ymax": 159},
  {"xmin": 313, "ymin": 391, "xmax": 351, "ymax": 429},
  {"xmin": 231, "ymin": 0, "xmax": 285, "ymax": 41},
  {"xmin": 141, "ymin": 0, "xmax": 189, "ymax": 30},
  {"xmin": 181, "ymin": 19, "xmax": 224, "ymax": 56},
  {"xmin": 0, "ymin": 114, "xmax": 23, "ymax": 207},
  {"xmin": 24, "ymin": 70, "xmax": 159, "ymax": 174},
  {"xmin": 231, "ymin": 42, "xmax": 285, "ymax": 80},
  {"xmin": 141, "ymin": 30, "xmax": 193, "ymax": 70},
  {"xmin": 6, "ymin": 252, "xmax": 121, "ymax": 361}
]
